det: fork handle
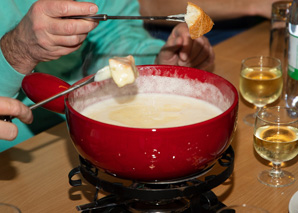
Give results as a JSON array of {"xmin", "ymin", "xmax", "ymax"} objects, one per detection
[{"xmin": 65, "ymin": 14, "xmax": 108, "ymax": 20}]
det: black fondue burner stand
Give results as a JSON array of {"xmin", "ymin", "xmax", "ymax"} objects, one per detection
[{"xmin": 68, "ymin": 146, "xmax": 234, "ymax": 213}]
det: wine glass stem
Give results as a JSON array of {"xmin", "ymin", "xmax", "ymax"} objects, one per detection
[
  {"xmin": 270, "ymin": 163, "xmax": 284, "ymax": 178},
  {"xmin": 256, "ymin": 107, "xmax": 263, "ymax": 113},
  {"xmin": 254, "ymin": 107, "xmax": 263, "ymax": 119}
]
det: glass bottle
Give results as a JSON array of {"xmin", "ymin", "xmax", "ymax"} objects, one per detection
[{"xmin": 285, "ymin": 0, "xmax": 298, "ymax": 115}]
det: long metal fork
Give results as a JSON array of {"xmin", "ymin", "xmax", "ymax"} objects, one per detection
[{"xmin": 65, "ymin": 14, "xmax": 185, "ymax": 22}]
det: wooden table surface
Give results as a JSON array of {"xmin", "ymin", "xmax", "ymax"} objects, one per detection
[{"xmin": 1, "ymin": 21, "xmax": 298, "ymax": 213}]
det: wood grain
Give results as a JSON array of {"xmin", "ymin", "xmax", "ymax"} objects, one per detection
[{"xmin": 0, "ymin": 21, "xmax": 296, "ymax": 213}]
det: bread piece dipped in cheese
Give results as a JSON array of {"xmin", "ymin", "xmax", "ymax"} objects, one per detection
[
  {"xmin": 109, "ymin": 55, "xmax": 138, "ymax": 87},
  {"xmin": 185, "ymin": 2, "xmax": 214, "ymax": 39}
]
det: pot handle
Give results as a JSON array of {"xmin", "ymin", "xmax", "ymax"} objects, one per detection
[{"xmin": 22, "ymin": 73, "xmax": 71, "ymax": 114}]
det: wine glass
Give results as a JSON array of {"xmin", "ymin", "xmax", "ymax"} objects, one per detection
[
  {"xmin": 0, "ymin": 203, "xmax": 21, "ymax": 213},
  {"xmin": 217, "ymin": 204, "xmax": 268, "ymax": 213},
  {"xmin": 254, "ymin": 106, "xmax": 298, "ymax": 187},
  {"xmin": 239, "ymin": 56, "xmax": 283, "ymax": 126}
]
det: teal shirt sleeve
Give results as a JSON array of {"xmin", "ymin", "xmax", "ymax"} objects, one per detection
[
  {"xmin": 0, "ymin": 48, "xmax": 25, "ymax": 98},
  {"xmin": 83, "ymin": 0, "xmax": 166, "ymax": 74}
]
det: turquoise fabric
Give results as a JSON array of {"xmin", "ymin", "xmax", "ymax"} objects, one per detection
[{"xmin": 0, "ymin": 0, "xmax": 165, "ymax": 152}]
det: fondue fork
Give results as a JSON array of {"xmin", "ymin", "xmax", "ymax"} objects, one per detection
[
  {"xmin": 0, "ymin": 66, "xmax": 111, "ymax": 122},
  {"xmin": 29, "ymin": 66, "xmax": 111, "ymax": 111},
  {"xmin": 65, "ymin": 14, "xmax": 185, "ymax": 22}
]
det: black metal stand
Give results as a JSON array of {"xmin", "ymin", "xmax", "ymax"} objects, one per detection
[{"xmin": 69, "ymin": 146, "xmax": 234, "ymax": 212}]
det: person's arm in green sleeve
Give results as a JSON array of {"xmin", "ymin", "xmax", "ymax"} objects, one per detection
[{"xmin": 0, "ymin": 48, "xmax": 25, "ymax": 97}]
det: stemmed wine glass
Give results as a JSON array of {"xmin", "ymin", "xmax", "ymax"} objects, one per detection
[
  {"xmin": 239, "ymin": 56, "xmax": 283, "ymax": 126},
  {"xmin": 254, "ymin": 106, "xmax": 298, "ymax": 187},
  {"xmin": 217, "ymin": 204, "xmax": 268, "ymax": 213},
  {"xmin": 0, "ymin": 203, "xmax": 21, "ymax": 213}
]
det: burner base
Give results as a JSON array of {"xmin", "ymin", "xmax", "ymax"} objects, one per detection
[{"xmin": 69, "ymin": 146, "xmax": 234, "ymax": 213}]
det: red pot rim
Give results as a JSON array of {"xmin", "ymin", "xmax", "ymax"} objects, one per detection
[{"xmin": 65, "ymin": 65, "xmax": 238, "ymax": 132}]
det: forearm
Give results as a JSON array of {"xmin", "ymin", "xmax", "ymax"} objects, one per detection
[
  {"xmin": 192, "ymin": 0, "xmax": 257, "ymax": 21},
  {"xmin": 1, "ymin": 27, "xmax": 37, "ymax": 75},
  {"xmin": 139, "ymin": 0, "xmax": 272, "ymax": 21}
]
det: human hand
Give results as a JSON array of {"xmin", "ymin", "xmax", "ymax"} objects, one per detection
[
  {"xmin": 0, "ymin": 97, "xmax": 33, "ymax": 141},
  {"xmin": 0, "ymin": 0, "xmax": 99, "ymax": 75},
  {"xmin": 155, "ymin": 23, "xmax": 214, "ymax": 71}
]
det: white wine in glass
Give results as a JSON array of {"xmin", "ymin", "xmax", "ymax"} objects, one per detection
[
  {"xmin": 254, "ymin": 106, "xmax": 298, "ymax": 187},
  {"xmin": 239, "ymin": 56, "xmax": 283, "ymax": 126}
]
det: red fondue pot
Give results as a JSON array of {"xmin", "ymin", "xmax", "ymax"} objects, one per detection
[{"xmin": 24, "ymin": 65, "xmax": 238, "ymax": 181}]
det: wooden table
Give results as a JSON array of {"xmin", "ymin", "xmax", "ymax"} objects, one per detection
[{"xmin": 1, "ymin": 21, "xmax": 297, "ymax": 212}]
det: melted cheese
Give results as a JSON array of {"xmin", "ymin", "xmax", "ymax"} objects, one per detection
[{"xmin": 81, "ymin": 93, "xmax": 222, "ymax": 128}]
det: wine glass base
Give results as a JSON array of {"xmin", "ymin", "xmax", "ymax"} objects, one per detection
[
  {"xmin": 257, "ymin": 170, "xmax": 295, "ymax": 187},
  {"xmin": 243, "ymin": 113, "xmax": 256, "ymax": 126},
  {"xmin": 0, "ymin": 203, "xmax": 21, "ymax": 213}
]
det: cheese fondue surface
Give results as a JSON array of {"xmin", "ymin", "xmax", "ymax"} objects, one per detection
[{"xmin": 81, "ymin": 93, "xmax": 222, "ymax": 128}]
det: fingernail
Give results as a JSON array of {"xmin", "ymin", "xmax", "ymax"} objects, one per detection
[
  {"xmin": 180, "ymin": 53, "xmax": 187, "ymax": 61},
  {"xmin": 90, "ymin": 5, "xmax": 98, "ymax": 14}
]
